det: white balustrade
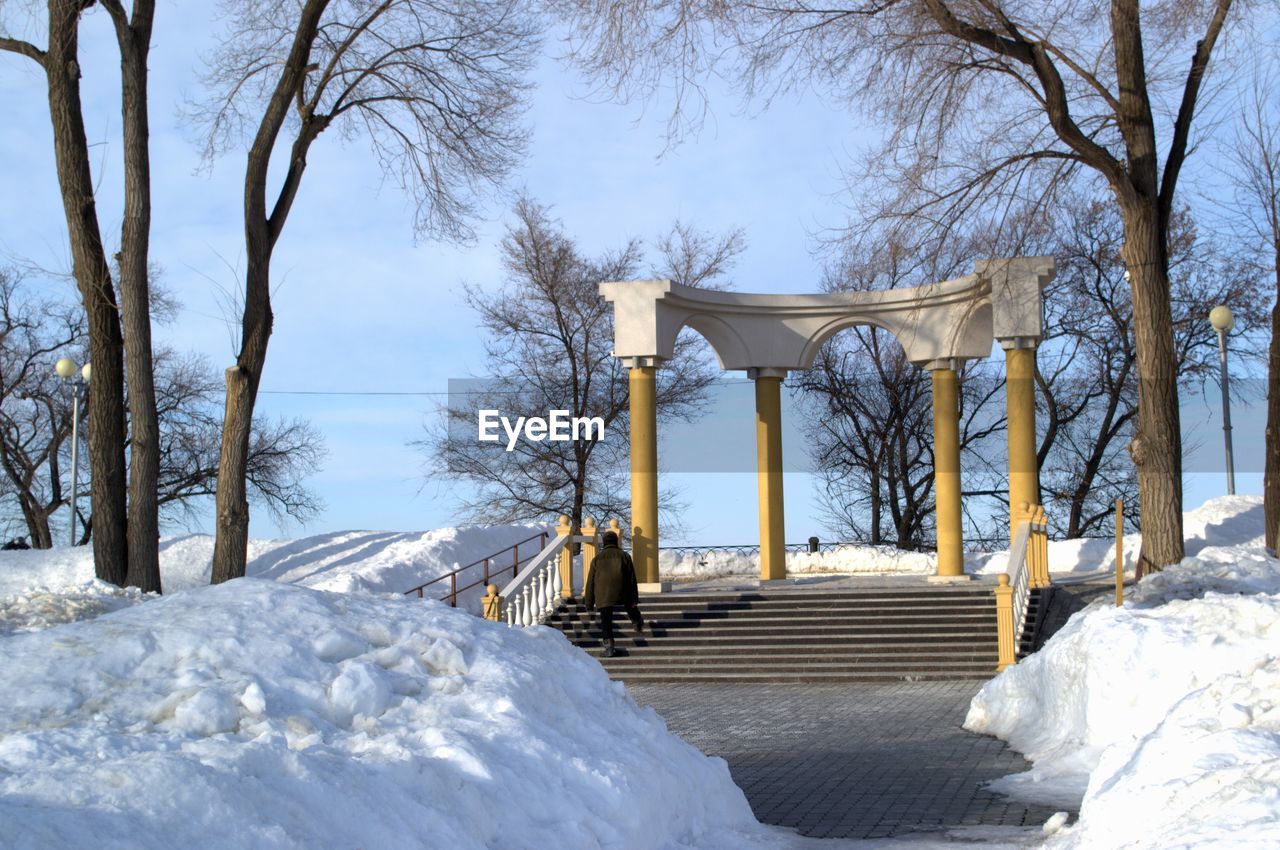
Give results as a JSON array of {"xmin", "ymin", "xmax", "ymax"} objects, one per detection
[{"xmin": 496, "ymin": 528, "xmax": 601, "ymax": 628}]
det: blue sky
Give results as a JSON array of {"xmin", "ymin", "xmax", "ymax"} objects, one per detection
[{"xmin": 0, "ymin": 6, "xmax": 1260, "ymax": 545}]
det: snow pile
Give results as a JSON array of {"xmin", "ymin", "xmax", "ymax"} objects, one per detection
[
  {"xmin": 0, "ymin": 580, "xmax": 146, "ymax": 637},
  {"xmin": 0, "ymin": 580, "xmax": 773, "ymax": 850},
  {"xmin": 965, "ymin": 495, "xmax": 1280, "ymax": 847},
  {"xmin": 0, "ymin": 524, "xmax": 545, "ymax": 626},
  {"xmin": 660, "ymin": 544, "xmax": 938, "ymax": 579}
]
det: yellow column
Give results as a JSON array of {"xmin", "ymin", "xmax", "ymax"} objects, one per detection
[
  {"xmin": 1005, "ymin": 344, "xmax": 1040, "ymax": 540},
  {"xmin": 752, "ymin": 369, "xmax": 787, "ymax": 581},
  {"xmin": 629, "ymin": 364, "xmax": 659, "ymax": 584},
  {"xmin": 556, "ymin": 514, "xmax": 574, "ymax": 598},
  {"xmin": 931, "ymin": 364, "xmax": 964, "ymax": 577},
  {"xmin": 579, "ymin": 516, "xmax": 598, "ymax": 598}
]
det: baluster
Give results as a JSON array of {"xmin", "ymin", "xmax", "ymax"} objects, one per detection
[
  {"xmin": 522, "ymin": 586, "xmax": 534, "ymax": 627},
  {"xmin": 506, "ymin": 598, "xmax": 515, "ymax": 627},
  {"xmin": 532, "ymin": 572, "xmax": 543, "ymax": 619},
  {"xmin": 543, "ymin": 563, "xmax": 554, "ymax": 613},
  {"xmin": 551, "ymin": 562, "xmax": 563, "ymax": 611}
]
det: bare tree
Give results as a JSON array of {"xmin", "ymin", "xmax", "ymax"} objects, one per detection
[
  {"xmin": 1220, "ymin": 83, "xmax": 1280, "ymax": 551},
  {"xmin": 794, "ymin": 236, "xmax": 1008, "ymax": 549},
  {"xmin": 1035, "ymin": 194, "xmax": 1264, "ymax": 541},
  {"xmin": 1, "ymin": 0, "xmax": 163, "ymax": 589},
  {"xmin": 0, "ymin": 270, "xmax": 324, "ymax": 548},
  {"xmin": 150, "ymin": 350, "xmax": 326, "ymax": 527},
  {"xmin": 554, "ymin": 0, "xmax": 1251, "ymax": 571},
  {"xmin": 190, "ymin": 0, "xmax": 540, "ymax": 583},
  {"xmin": 0, "ymin": 271, "xmax": 84, "ymax": 548},
  {"xmin": 423, "ymin": 198, "xmax": 736, "ymax": 533}
]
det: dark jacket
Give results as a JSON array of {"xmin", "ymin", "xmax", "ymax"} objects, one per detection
[{"xmin": 584, "ymin": 543, "xmax": 639, "ymax": 609}]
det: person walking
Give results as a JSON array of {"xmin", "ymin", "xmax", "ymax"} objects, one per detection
[{"xmin": 583, "ymin": 530, "xmax": 646, "ymax": 658}]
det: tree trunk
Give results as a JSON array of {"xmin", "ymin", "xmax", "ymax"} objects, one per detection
[
  {"xmin": 209, "ymin": 0, "xmax": 326, "ymax": 584},
  {"xmin": 1119, "ymin": 200, "xmax": 1184, "ymax": 574},
  {"xmin": 46, "ymin": 0, "xmax": 128, "ymax": 585},
  {"xmin": 1265, "ymin": 260, "xmax": 1280, "ymax": 553},
  {"xmin": 869, "ymin": 470, "xmax": 882, "ymax": 544},
  {"xmin": 210, "ymin": 262, "xmax": 272, "ymax": 584},
  {"xmin": 114, "ymin": 1, "xmax": 161, "ymax": 593}
]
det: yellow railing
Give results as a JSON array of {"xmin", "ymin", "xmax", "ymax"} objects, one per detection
[{"xmin": 995, "ymin": 502, "xmax": 1050, "ymax": 671}]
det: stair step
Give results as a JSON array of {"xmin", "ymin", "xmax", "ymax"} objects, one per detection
[
  {"xmin": 541, "ymin": 584, "xmax": 1044, "ymax": 683},
  {"xmin": 605, "ymin": 671, "xmax": 991, "ymax": 683}
]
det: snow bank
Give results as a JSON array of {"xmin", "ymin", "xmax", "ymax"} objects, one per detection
[
  {"xmin": 0, "ymin": 524, "xmax": 545, "ymax": 629},
  {"xmin": 659, "ymin": 545, "xmax": 938, "ymax": 579},
  {"xmin": 965, "ymin": 495, "xmax": 1280, "ymax": 846},
  {"xmin": 0, "ymin": 580, "xmax": 771, "ymax": 850}
]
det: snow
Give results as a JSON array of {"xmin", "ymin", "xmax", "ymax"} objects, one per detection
[
  {"xmin": 965, "ymin": 495, "xmax": 1280, "ymax": 848},
  {"xmin": 0, "ymin": 523, "xmax": 544, "ymax": 631},
  {"xmin": 0, "ymin": 580, "xmax": 794, "ymax": 849},
  {"xmin": 3, "ymin": 496, "xmax": 1278, "ymax": 847}
]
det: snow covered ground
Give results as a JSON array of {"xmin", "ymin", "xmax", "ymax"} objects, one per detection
[
  {"xmin": 2, "ymin": 496, "xmax": 1277, "ymax": 847},
  {"xmin": 0, "ymin": 523, "xmax": 544, "ymax": 633},
  {"xmin": 966, "ymin": 495, "xmax": 1280, "ymax": 848},
  {"xmin": 660, "ymin": 521, "xmax": 1150, "ymax": 581}
]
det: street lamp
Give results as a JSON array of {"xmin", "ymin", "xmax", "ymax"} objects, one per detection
[
  {"xmin": 55, "ymin": 357, "xmax": 91, "ymax": 546},
  {"xmin": 1208, "ymin": 305, "xmax": 1235, "ymax": 495}
]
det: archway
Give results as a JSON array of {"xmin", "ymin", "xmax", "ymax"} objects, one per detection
[{"xmin": 600, "ymin": 257, "xmax": 1055, "ymax": 585}]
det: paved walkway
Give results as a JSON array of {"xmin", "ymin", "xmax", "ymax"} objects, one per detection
[{"xmin": 627, "ymin": 681, "xmax": 1066, "ymax": 842}]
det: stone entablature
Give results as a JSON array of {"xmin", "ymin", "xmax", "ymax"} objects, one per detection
[{"xmin": 600, "ymin": 257, "xmax": 1055, "ymax": 370}]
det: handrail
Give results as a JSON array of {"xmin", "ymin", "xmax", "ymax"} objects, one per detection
[
  {"xmin": 496, "ymin": 517, "xmax": 604, "ymax": 627},
  {"xmin": 491, "ymin": 516, "xmax": 614, "ymax": 628},
  {"xmin": 403, "ymin": 529, "xmax": 550, "ymax": 608},
  {"xmin": 996, "ymin": 503, "xmax": 1050, "ymax": 671}
]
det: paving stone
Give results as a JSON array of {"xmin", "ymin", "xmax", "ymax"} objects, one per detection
[{"xmin": 627, "ymin": 681, "xmax": 1068, "ymax": 840}]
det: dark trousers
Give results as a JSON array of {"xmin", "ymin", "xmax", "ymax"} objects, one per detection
[{"xmin": 599, "ymin": 604, "xmax": 644, "ymax": 642}]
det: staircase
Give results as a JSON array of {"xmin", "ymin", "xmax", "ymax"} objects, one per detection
[{"xmin": 546, "ymin": 584, "xmax": 1049, "ymax": 683}]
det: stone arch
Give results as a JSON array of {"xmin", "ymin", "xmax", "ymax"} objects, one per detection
[{"xmin": 600, "ymin": 258, "xmax": 1055, "ymax": 585}]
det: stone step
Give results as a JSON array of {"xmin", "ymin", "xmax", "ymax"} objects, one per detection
[
  {"xmin": 618, "ymin": 594, "xmax": 997, "ymax": 608},
  {"xmin": 550, "ymin": 609, "xmax": 1000, "ymax": 625},
  {"xmin": 596, "ymin": 655, "xmax": 998, "ymax": 669},
  {"xmin": 560, "ymin": 628, "xmax": 995, "ymax": 643},
  {"xmin": 564, "ymin": 612, "xmax": 999, "ymax": 622},
  {"xmin": 601, "ymin": 670, "xmax": 991, "ymax": 683},
  {"xmin": 540, "ymin": 583, "xmax": 1038, "ymax": 684},
  {"xmin": 570, "ymin": 637, "xmax": 998, "ymax": 650},
  {"xmin": 634, "ymin": 588, "xmax": 997, "ymax": 602}
]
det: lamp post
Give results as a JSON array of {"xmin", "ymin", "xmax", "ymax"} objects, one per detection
[
  {"xmin": 55, "ymin": 358, "xmax": 91, "ymax": 546},
  {"xmin": 1208, "ymin": 306, "xmax": 1235, "ymax": 495}
]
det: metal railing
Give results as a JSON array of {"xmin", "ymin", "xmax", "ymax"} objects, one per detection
[{"xmin": 403, "ymin": 530, "xmax": 549, "ymax": 608}]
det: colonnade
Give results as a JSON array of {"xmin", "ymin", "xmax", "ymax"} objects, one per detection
[{"xmin": 605, "ymin": 259, "xmax": 1055, "ymax": 584}]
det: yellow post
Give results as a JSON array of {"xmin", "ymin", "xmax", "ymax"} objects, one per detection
[
  {"xmin": 752, "ymin": 370, "xmax": 787, "ymax": 581},
  {"xmin": 1005, "ymin": 345, "xmax": 1040, "ymax": 541},
  {"xmin": 1115, "ymin": 499, "xmax": 1124, "ymax": 607},
  {"xmin": 931, "ymin": 365, "xmax": 964, "ymax": 577},
  {"xmin": 482, "ymin": 584, "xmax": 503, "ymax": 622},
  {"xmin": 629, "ymin": 365, "xmax": 659, "ymax": 584},
  {"xmin": 556, "ymin": 514, "xmax": 574, "ymax": 598},
  {"xmin": 1031, "ymin": 504, "xmax": 1051, "ymax": 588},
  {"xmin": 995, "ymin": 573, "xmax": 1015, "ymax": 671},
  {"xmin": 580, "ymin": 516, "xmax": 598, "ymax": 598}
]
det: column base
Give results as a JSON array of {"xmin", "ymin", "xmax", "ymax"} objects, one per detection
[
  {"xmin": 927, "ymin": 574, "xmax": 973, "ymax": 584},
  {"xmin": 637, "ymin": 581, "xmax": 672, "ymax": 594}
]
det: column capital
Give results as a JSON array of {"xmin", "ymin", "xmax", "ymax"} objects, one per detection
[
  {"xmin": 623, "ymin": 356, "xmax": 666, "ymax": 369},
  {"xmin": 747, "ymin": 367, "xmax": 789, "ymax": 381},
  {"xmin": 998, "ymin": 336, "xmax": 1039, "ymax": 351},
  {"xmin": 922, "ymin": 357, "xmax": 965, "ymax": 373}
]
